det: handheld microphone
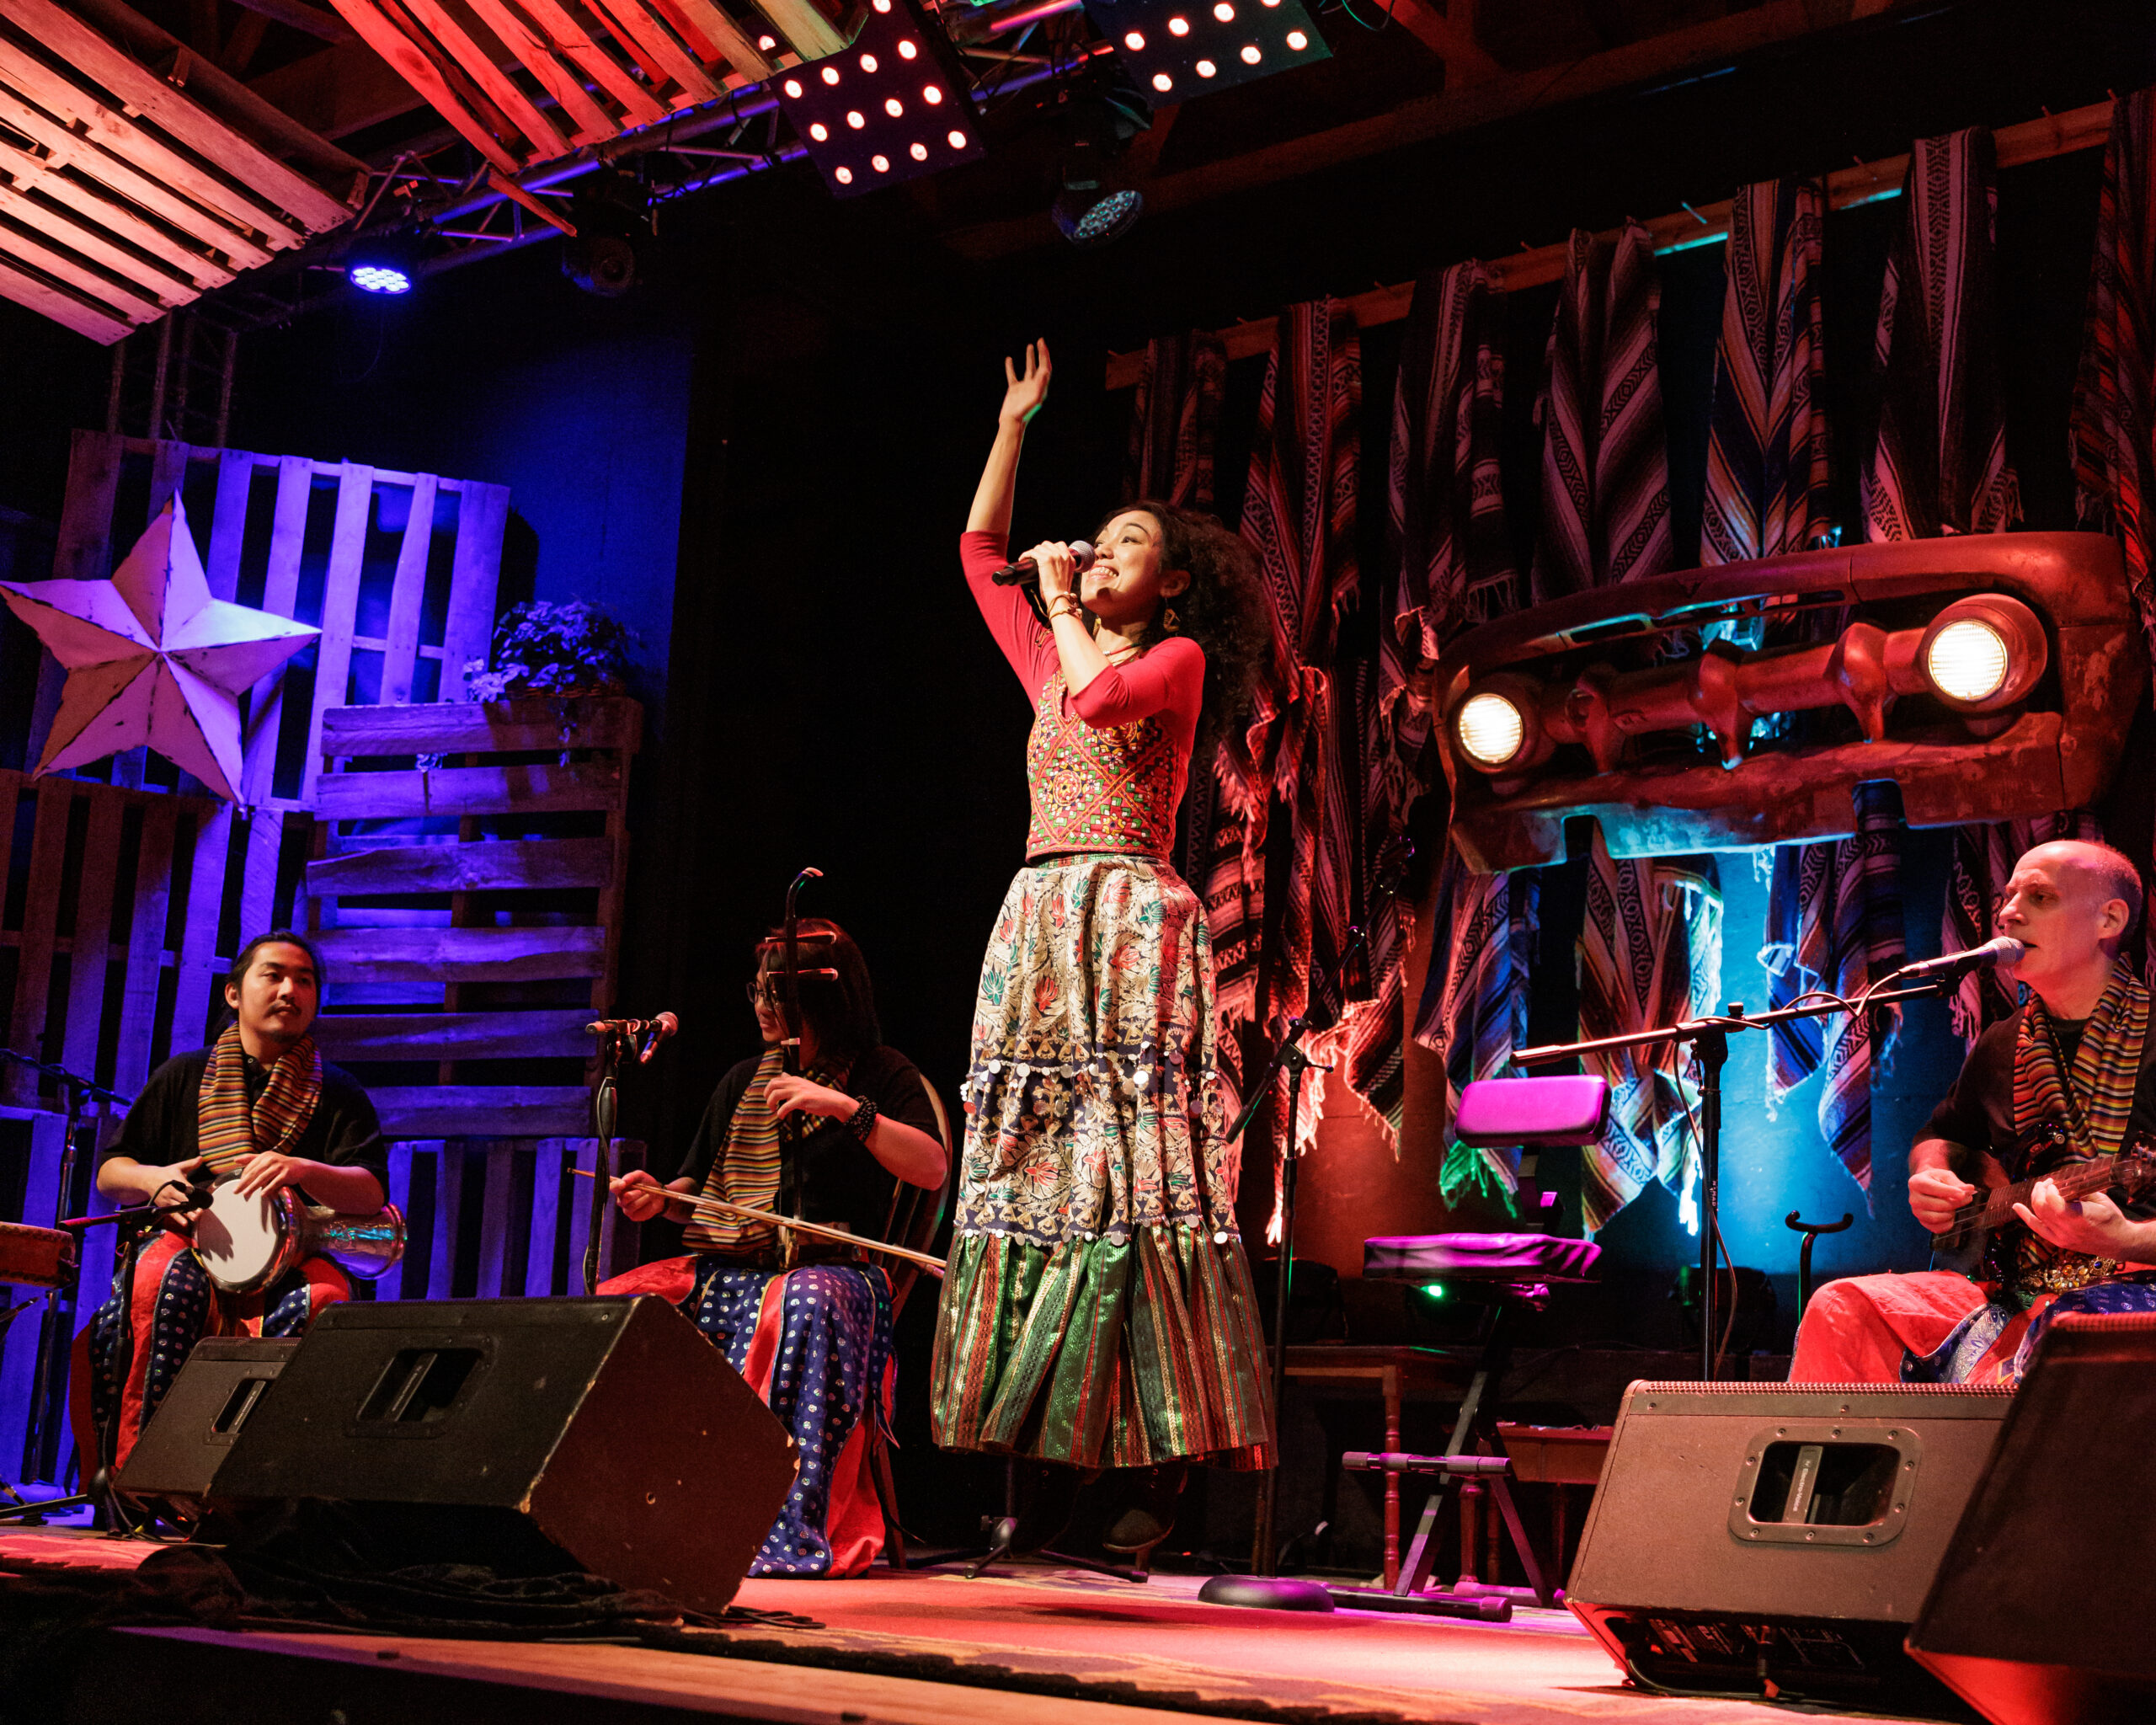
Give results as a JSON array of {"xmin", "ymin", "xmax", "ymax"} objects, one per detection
[
  {"xmin": 1892, "ymin": 936, "xmax": 2026, "ymax": 980},
  {"xmin": 990, "ymin": 540, "xmax": 1096, "ymax": 586}
]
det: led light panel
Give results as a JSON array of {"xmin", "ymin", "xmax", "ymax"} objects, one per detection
[
  {"xmin": 774, "ymin": 0, "xmax": 986, "ymax": 198},
  {"xmin": 1081, "ymin": 0, "xmax": 1329, "ymax": 108}
]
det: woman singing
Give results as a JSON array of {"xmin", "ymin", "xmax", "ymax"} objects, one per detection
[
  {"xmin": 608, "ymin": 919, "xmax": 946, "ymax": 1577},
  {"xmin": 930, "ymin": 339, "xmax": 1274, "ymax": 1567}
]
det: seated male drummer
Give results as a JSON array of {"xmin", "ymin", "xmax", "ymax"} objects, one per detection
[
  {"xmin": 1790, "ymin": 840, "xmax": 2156, "ymax": 1385},
  {"xmin": 83, "ymin": 931, "xmax": 387, "ymax": 1470}
]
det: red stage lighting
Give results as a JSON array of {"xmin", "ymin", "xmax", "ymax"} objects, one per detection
[
  {"xmin": 773, "ymin": 0, "xmax": 985, "ymax": 197},
  {"xmin": 1082, "ymin": 0, "xmax": 1330, "ymax": 107}
]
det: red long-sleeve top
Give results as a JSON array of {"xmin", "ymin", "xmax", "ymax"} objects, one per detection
[{"xmin": 963, "ymin": 530, "xmax": 1205, "ymax": 861}]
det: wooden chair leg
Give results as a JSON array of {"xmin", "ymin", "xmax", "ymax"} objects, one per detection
[{"xmin": 869, "ymin": 1432, "xmax": 907, "ymax": 1571}]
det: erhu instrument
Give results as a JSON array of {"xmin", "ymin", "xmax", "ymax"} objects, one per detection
[{"xmin": 574, "ymin": 1167, "xmax": 944, "ymax": 1276}]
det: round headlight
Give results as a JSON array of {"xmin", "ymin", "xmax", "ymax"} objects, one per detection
[
  {"xmin": 1456, "ymin": 692, "xmax": 1527, "ymax": 769},
  {"xmin": 1924, "ymin": 617, "xmax": 2010, "ymax": 704}
]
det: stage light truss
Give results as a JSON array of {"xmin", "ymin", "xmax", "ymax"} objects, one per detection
[
  {"xmin": 774, "ymin": 0, "xmax": 987, "ymax": 196},
  {"xmin": 1080, "ymin": 0, "xmax": 1330, "ymax": 107}
]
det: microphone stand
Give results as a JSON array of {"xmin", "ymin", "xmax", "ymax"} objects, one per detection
[
  {"xmin": 0, "ymin": 1049, "xmax": 130, "ymax": 1512},
  {"xmin": 1513, "ymin": 974, "xmax": 1958, "ymax": 1381}
]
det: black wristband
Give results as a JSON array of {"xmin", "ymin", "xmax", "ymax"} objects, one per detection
[{"xmin": 847, "ymin": 1097, "xmax": 879, "ymax": 1142}]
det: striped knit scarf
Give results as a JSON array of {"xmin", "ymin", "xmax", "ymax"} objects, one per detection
[
  {"xmin": 1861, "ymin": 127, "xmax": 2020, "ymax": 541},
  {"xmin": 1127, "ymin": 331, "xmax": 1227, "ymax": 514},
  {"xmin": 197, "ymin": 1025, "xmax": 320, "ymax": 1178},
  {"xmin": 1531, "ymin": 221, "xmax": 1671, "ymax": 603},
  {"xmin": 1233, "ymin": 298, "xmax": 1362, "ymax": 1171},
  {"xmin": 685, "ymin": 1046, "xmax": 849, "ymax": 1256},
  {"xmin": 1414, "ymin": 847, "xmax": 1540, "ymax": 1202},
  {"xmin": 2014, "ymin": 963, "xmax": 2149, "ymax": 1167},
  {"xmin": 2071, "ymin": 85, "xmax": 2156, "ymax": 674},
  {"xmin": 1943, "ymin": 813, "xmax": 2106, "ymax": 1045}
]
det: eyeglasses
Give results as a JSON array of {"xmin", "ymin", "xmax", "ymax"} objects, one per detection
[{"xmin": 746, "ymin": 977, "xmax": 783, "ymax": 1006}]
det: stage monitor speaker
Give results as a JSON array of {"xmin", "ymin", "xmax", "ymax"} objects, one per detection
[
  {"xmin": 115, "ymin": 1337, "xmax": 300, "ymax": 1505},
  {"xmin": 1908, "ymin": 1313, "xmax": 2156, "ymax": 1725},
  {"xmin": 1566, "ymin": 1379, "xmax": 2013, "ymax": 1714},
  {"xmin": 210, "ymin": 1295, "xmax": 798, "ymax": 1613}
]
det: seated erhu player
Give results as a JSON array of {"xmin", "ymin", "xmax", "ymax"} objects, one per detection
[
  {"xmin": 1790, "ymin": 840, "xmax": 2156, "ymax": 1384},
  {"xmin": 604, "ymin": 918, "xmax": 946, "ymax": 1577},
  {"xmin": 84, "ymin": 932, "xmax": 387, "ymax": 1469}
]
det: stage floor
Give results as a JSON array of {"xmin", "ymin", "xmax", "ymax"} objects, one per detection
[{"xmin": 0, "ymin": 1528, "xmax": 1929, "ymax": 1725}]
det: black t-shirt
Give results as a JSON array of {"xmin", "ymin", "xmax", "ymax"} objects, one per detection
[
  {"xmin": 101, "ymin": 1044, "xmax": 391, "ymax": 1208},
  {"xmin": 1920, "ymin": 1008, "xmax": 2156, "ymax": 1220},
  {"xmin": 672, "ymin": 1044, "xmax": 941, "ymax": 1247}
]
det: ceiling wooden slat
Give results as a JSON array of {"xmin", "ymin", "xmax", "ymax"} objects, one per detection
[
  {"xmin": 323, "ymin": 0, "xmax": 523, "ymax": 170},
  {"xmin": 0, "ymin": 176, "xmax": 205, "ymax": 301},
  {"xmin": 0, "ymin": 0, "xmax": 352, "ymax": 230},
  {"xmin": 751, "ymin": 0, "xmax": 844, "ymax": 63},
  {"xmin": 0, "ymin": 37, "xmax": 305, "ymax": 244},
  {"xmin": 0, "ymin": 139, "xmax": 237, "ymax": 287},
  {"xmin": 462, "ymin": 0, "xmax": 616, "ymax": 144},
  {"xmin": 580, "ymin": 0, "xmax": 721, "ymax": 106},
  {"xmin": 512, "ymin": 0, "xmax": 670, "ymax": 128},
  {"xmin": 0, "ymin": 251, "xmax": 135, "ymax": 340},
  {"xmin": 648, "ymin": 0, "xmax": 771, "ymax": 83},
  {"xmin": 0, "ymin": 84, "xmax": 275, "ymax": 268},
  {"xmin": 0, "ymin": 212, "xmax": 167, "ymax": 319},
  {"xmin": 400, "ymin": 0, "xmax": 571, "ymax": 157}
]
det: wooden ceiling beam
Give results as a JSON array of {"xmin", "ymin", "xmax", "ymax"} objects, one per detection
[
  {"xmin": 0, "ymin": 250, "xmax": 136, "ymax": 340},
  {"xmin": 1385, "ymin": 0, "xmax": 1502, "ymax": 84},
  {"xmin": 462, "ymin": 0, "xmax": 615, "ymax": 144},
  {"xmin": 0, "ymin": 170, "xmax": 208, "ymax": 299},
  {"xmin": 752, "ymin": 0, "xmax": 845, "ymax": 62},
  {"xmin": 0, "ymin": 36, "xmax": 307, "ymax": 244},
  {"xmin": 514, "ymin": 0, "xmax": 670, "ymax": 128},
  {"xmin": 0, "ymin": 0, "xmax": 355, "ymax": 229},
  {"xmin": 0, "ymin": 136, "xmax": 239, "ymax": 286},
  {"xmin": 650, "ymin": 0, "xmax": 772, "ymax": 83},
  {"xmin": 227, "ymin": 0, "xmax": 359, "ymax": 43},
  {"xmin": 0, "ymin": 83, "xmax": 274, "ymax": 267},
  {"xmin": 0, "ymin": 215, "xmax": 172, "ymax": 318},
  {"xmin": 323, "ymin": 0, "xmax": 525, "ymax": 170},
  {"xmin": 246, "ymin": 38, "xmax": 430, "ymax": 140},
  {"xmin": 583, "ymin": 0, "xmax": 722, "ymax": 105},
  {"xmin": 946, "ymin": 0, "xmax": 1924, "ymax": 261},
  {"xmin": 400, "ymin": 0, "xmax": 572, "ymax": 156}
]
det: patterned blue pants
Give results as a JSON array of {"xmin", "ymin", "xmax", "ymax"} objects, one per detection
[{"xmin": 686, "ymin": 1257, "xmax": 894, "ymax": 1577}]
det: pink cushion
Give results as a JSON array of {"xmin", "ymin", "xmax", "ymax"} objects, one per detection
[{"xmin": 1364, "ymin": 1233, "xmax": 1601, "ymax": 1283}]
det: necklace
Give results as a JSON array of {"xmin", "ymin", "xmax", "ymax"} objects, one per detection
[{"xmin": 1104, "ymin": 643, "xmax": 1143, "ymax": 665}]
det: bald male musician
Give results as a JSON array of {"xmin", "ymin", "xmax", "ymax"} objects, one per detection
[
  {"xmin": 1790, "ymin": 840, "xmax": 2156, "ymax": 1384},
  {"xmin": 83, "ymin": 932, "xmax": 387, "ymax": 1470}
]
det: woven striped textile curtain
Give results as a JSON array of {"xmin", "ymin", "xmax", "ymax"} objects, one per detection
[
  {"xmin": 1384, "ymin": 259, "xmax": 1535, "ymax": 1188},
  {"xmin": 1942, "ymin": 814, "xmax": 2105, "ymax": 1044},
  {"xmin": 1126, "ymin": 330, "xmax": 1228, "ymax": 514},
  {"xmin": 1534, "ymin": 221, "xmax": 1722, "ymax": 1233},
  {"xmin": 1231, "ymin": 299, "xmax": 1363, "ymax": 1186}
]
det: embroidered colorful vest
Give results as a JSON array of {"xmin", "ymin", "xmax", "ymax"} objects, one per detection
[{"xmin": 1024, "ymin": 670, "xmax": 1182, "ymax": 860}]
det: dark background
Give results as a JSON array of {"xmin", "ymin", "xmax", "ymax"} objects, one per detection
[{"xmin": 3, "ymin": 0, "xmax": 2151, "ymax": 1562}]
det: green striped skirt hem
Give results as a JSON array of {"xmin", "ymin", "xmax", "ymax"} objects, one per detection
[{"xmin": 929, "ymin": 1225, "xmax": 1273, "ymax": 1470}]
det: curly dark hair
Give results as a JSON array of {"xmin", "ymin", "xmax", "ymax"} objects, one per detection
[{"xmin": 1094, "ymin": 499, "xmax": 1271, "ymax": 758}]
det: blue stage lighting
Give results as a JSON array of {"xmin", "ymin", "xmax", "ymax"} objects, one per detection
[{"xmin": 344, "ymin": 229, "xmax": 424, "ymax": 296}]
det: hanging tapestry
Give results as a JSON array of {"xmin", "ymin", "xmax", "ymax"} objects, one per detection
[
  {"xmin": 1126, "ymin": 330, "xmax": 1229, "ymax": 515},
  {"xmin": 1942, "ymin": 813, "xmax": 2106, "ymax": 1045},
  {"xmin": 1534, "ymin": 221, "xmax": 1721, "ymax": 1232},
  {"xmin": 1861, "ymin": 127, "xmax": 2021, "ymax": 540},
  {"xmin": 2071, "ymin": 85, "xmax": 2156, "ymax": 672},
  {"xmin": 1234, "ymin": 299, "xmax": 1363, "ymax": 1186}
]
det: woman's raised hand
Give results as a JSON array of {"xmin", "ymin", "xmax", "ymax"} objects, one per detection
[{"xmin": 1000, "ymin": 339, "xmax": 1052, "ymax": 425}]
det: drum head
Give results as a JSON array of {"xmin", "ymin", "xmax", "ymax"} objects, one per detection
[{"xmin": 195, "ymin": 1184, "xmax": 297, "ymax": 1295}]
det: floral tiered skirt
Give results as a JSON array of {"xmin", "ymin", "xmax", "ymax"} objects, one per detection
[{"xmin": 930, "ymin": 854, "xmax": 1273, "ymax": 1468}]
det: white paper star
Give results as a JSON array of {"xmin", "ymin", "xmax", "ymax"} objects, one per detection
[{"xmin": 0, "ymin": 496, "xmax": 318, "ymax": 803}]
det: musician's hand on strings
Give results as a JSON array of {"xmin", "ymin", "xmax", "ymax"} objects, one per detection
[
  {"xmin": 766, "ymin": 1073, "xmax": 858, "ymax": 1126},
  {"xmin": 2015, "ymin": 1178, "xmax": 2139, "ymax": 1258},
  {"xmin": 611, "ymin": 1170, "xmax": 694, "ymax": 1223},
  {"xmin": 1908, "ymin": 1166, "xmax": 1977, "ymax": 1235}
]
